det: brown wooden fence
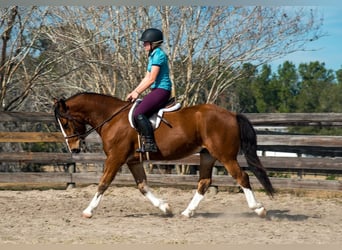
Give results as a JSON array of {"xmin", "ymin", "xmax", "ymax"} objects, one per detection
[{"xmin": 0, "ymin": 111, "xmax": 342, "ymax": 191}]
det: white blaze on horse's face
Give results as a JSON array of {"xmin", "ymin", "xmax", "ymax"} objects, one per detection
[
  {"xmin": 57, "ymin": 116, "xmax": 83, "ymax": 153},
  {"xmin": 57, "ymin": 117, "xmax": 72, "ymax": 153}
]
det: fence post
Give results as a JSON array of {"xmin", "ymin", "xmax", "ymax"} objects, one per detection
[{"xmin": 66, "ymin": 162, "xmax": 76, "ymax": 189}]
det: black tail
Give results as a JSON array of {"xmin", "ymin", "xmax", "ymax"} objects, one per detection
[{"xmin": 236, "ymin": 113, "xmax": 275, "ymax": 197}]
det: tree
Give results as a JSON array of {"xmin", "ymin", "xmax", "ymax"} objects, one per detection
[
  {"xmin": 251, "ymin": 64, "xmax": 273, "ymax": 112},
  {"xmin": 272, "ymin": 61, "xmax": 299, "ymax": 112},
  {"xmin": 296, "ymin": 61, "xmax": 335, "ymax": 112},
  {"xmin": 227, "ymin": 63, "xmax": 258, "ymax": 112},
  {"xmin": 1, "ymin": 6, "xmax": 324, "ymax": 112},
  {"xmin": 336, "ymin": 68, "xmax": 342, "ymax": 84},
  {"xmin": 0, "ymin": 6, "xmax": 52, "ymax": 111},
  {"xmin": 160, "ymin": 6, "xmax": 324, "ymax": 107}
]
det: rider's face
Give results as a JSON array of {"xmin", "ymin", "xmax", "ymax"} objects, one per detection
[{"xmin": 143, "ymin": 41, "xmax": 151, "ymax": 51}]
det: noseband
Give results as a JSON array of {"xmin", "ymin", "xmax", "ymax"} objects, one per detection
[{"xmin": 55, "ymin": 102, "xmax": 132, "ymax": 140}]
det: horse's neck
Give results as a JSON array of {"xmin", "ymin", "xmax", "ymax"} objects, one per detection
[
  {"xmin": 69, "ymin": 94, "xmax": 128, "ymax": 127},
  {"xmin": 80, "ymin": 100, "xmax": 128, "ymax": 127}
]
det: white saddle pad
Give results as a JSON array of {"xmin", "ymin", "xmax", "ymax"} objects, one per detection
[{"xmin": 128, "ymin": 99, "xmax": 181, "ymax": 129}]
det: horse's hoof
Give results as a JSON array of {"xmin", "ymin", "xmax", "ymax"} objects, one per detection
[
  {"xmin": 160, "ymin": 203, "xmax": 173, "ymax": 215},
  {"xmin": 181, "ymin": 209, "xmax": 194, "ymax": 218},
  {"xmin": 254, "ymin": 207, "xmax": 267, "ymax": 218},
  {"xmin": 82, "ymin": 212, "xmax": 93, "ymax": 218}
]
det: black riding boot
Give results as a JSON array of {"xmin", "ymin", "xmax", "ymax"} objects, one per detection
[{"xmin": 135, "ymin": 114, "xmax": 158, "ymax": 153}]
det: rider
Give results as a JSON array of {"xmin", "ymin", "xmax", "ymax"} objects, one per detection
[{"xmin": 126, "ymin": 28, "xmax": 172, "ymax": 152}]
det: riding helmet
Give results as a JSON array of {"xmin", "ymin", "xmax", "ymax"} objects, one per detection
[{"xmin": 140, "ymin": 28, "xmax": 163, "ymax": 43}]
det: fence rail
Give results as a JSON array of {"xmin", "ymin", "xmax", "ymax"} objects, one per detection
[
  {"xmin": 1, "ymin": 111, "xmax": 342, "ymax": 191},
  {"xmin": 1, "ymin": 172, "xmax": 341, "ymax": 191},
  {"xmin": 0, "ymin": 152, "xmax": 341, "ymax": 171}
]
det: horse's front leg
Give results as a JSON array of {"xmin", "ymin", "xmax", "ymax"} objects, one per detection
[
  {"xmin": 82, "ymin": 155, "xmax": 121, "ymax": 218},
  {"xmin": 127, "ymin": 162, "xmax": 172, "ymax": 215}
]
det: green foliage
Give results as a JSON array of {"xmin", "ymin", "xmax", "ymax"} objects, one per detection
[
  {"xmin": 252, "ymin": 64, "xmax": 273, "ymax": 112},
  {"xmin": 295, "ymin": 62, "xmax": 334, "ymax": 112},
  {"xmin": 229, "ymin": 63, "xmax": 258, "ymax": 112},
  {"xmin": 326, "ymin": 175, "xmax": 337, "ymax": 181},
  {"xmin": 268, "ymin": 172, "xmax": 291, "ymax": 178},
  {"xmin": 228, "ymin": 60, "xmax": 342, "ymax": 135},
  {"xmin": 231, "ymin": 60, "xmax": 342, "ymax": 114},
  {"xmin": 288, "ymin": 126, "xmax": 342, "ymax": 136}
]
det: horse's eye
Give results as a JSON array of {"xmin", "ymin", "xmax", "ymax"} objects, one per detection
[{"xmin": 64, "ymin": 122, "xmax": 69, "ymax": 129}]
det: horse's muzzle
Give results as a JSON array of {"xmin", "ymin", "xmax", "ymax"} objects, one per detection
[{"xmin": 71, "ymin": 148, "xmax": 81, "ymax": 154}]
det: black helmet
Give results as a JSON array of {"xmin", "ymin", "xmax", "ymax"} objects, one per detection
[{"xmin": 140, "ymin": 28, "xmax": 163, "ymax": 43}]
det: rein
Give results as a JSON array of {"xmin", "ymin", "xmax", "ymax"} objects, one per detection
[{"xmin": 61, "ymin": 102, "xmax": 132, "ymax": 140}]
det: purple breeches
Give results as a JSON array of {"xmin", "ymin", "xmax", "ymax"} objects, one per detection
[{"xmin": 133, "ymin": 88, "xmax": 171, "ymax": 119}]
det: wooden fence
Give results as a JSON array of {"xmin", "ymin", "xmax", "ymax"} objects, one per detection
[{"xmin": 0, "ymin": 111, "xmax": 342, "ymax": 191}]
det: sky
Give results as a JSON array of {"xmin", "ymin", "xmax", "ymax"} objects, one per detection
[{"xmin": 271, "ymin": 5, "xmax": 342, "ymax": 72}]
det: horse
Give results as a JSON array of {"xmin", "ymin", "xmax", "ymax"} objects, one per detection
[{"xmin": 54, "ymin": 92, "xmax": 275, "ymax": 218}]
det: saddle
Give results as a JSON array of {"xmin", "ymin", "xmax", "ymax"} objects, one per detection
[{"xmin": 128, "ymin": 97, "xmax": 181, "ymax": 130}]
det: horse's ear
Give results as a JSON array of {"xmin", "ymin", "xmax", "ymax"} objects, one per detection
[
  {"xmin": 53, "ymin": 98, "xmax": 58, "ymax": 106},
  {"xmin": 59, "ymin": 98, "xmax": 68, "ymax": 111},
  {"xmin": 53, "ymin": 98, "xmax": 68, "ymax": 112}
]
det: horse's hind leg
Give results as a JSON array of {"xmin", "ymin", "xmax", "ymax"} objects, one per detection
[
  {"xmin": 127, "ymin": 162, "xmax": 172, "ymax": 215},
  {"xmin": 223, "ymin": 159, "xmax": 267, "ymax": 217},
  {"xmin": 182, "ymin": 149, "xmax": 216, "ymax": 217}
]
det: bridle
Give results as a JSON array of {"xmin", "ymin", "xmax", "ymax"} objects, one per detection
[{"xmin": 55, "ymin": 102, "xmax": 132, "ymax": 140}]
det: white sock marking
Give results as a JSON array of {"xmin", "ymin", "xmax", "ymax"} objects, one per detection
[
  {"xmin": 83, "ymin": 192, "xmax": 102, "ymax": 217},
  {"xmin": 144, "ymin": 189, "xmax": 171, "ymax": 214},
  {"xmin": 145, "ymin": 190, "xmax": 162, "ymax": 207},
  {"xmin": 181, "ymin": 191, "xmax": 204, "ymax": 217},
  {"xmin": 241, "ymin": 187, "xmax": 263, "ymax": 209}
]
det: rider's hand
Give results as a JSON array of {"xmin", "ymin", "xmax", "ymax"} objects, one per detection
[{"xmin": 126, "ymin": 90, "xmax": 139, "ymax": 102}]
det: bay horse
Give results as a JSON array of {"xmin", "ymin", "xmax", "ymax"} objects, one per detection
[{"xmin": 54, "ymin": 92, "xmax": 275, "ymax": 218}]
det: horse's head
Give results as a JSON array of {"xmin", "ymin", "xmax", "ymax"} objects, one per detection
[{"xmin": 54, "ymin": 98, "xmax": 87, "ymax": 153}]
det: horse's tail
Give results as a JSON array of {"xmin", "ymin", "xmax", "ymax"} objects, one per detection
[{"xmin": 236, "ymin": 113, "xmax": 275, "ymax": 197}]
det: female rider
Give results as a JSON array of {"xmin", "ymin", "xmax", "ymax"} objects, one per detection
[{"xmin": 126, "ymin": 28, "xmax": 172, "ymax": 152}]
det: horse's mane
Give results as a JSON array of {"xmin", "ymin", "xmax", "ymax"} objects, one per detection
[{"xmin": 67, "ymin": 92, "xmax": 124, "ymax": 102}]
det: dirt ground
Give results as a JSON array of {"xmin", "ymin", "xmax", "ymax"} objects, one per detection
[{"xmin": 0, "ymin": 184, "xmax": 341, "ymax": 245}]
